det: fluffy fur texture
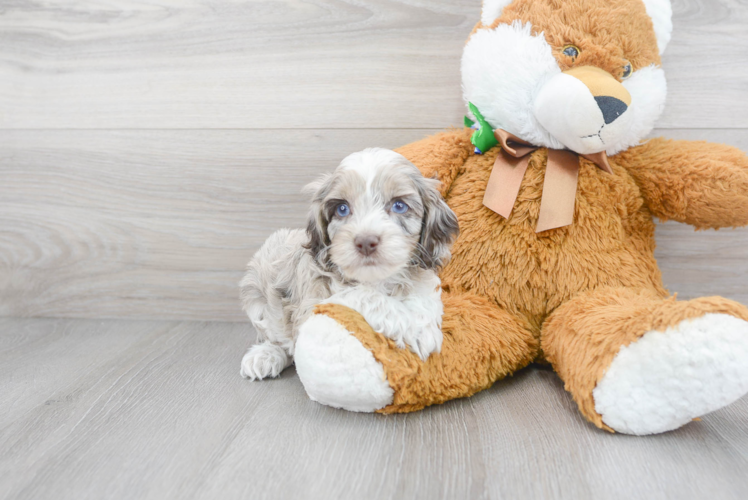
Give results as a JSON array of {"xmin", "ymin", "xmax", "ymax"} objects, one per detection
[
  {"xmin": 543, "ymin": 288, "xmax": 748, "ymax": 431},
  {"xmin": 295, "ymin": 313, "xmax": 395, "ymax": 412},
  {"xmin": 463, "ymin": 0, "xmax": 668, "ymax": 155},
  {"xmin": 240, "ymin": 228, "xmax": 328, "ymax": 363},
  {"xmin": 479, "ymin": 0, "xmax": 673, "ymax": 55},
  {"xmin": 481, "ymin": 0, "xmax": 514, "ymax": 26},
  {"xmin": 293, "ymin": 0, "xmax": 748, "ymax": 435},
  {"xmin": 641, "ymin": 0, "xmax": 673, "ymax": 53},
  {"xmin": 593, "ymin": 313, "xmax": 748, "ymax": 435},
  {"xmin": 312, "ymin": 298, "xmax": 537, "ymax": 413},
  {"xmin": 462, "ymin": 22, "xmax": 564, "ymax": 150},
  {"xmin": 320, "ymin": 270, "xmax": 445, "ymax": 360},
  {"xmin": 240, "ymin": 149, "xmax": 459, "ymax": 380}
]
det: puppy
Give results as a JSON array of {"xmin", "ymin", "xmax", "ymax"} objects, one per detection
[{"xmin": 240, "ymin": 148, "xmax": 459, "ymax": 380}]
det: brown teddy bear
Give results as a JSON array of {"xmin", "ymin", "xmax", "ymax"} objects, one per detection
[{"xmin": 292, "ymin": 0, "xmax": 748, "ymax": 435}]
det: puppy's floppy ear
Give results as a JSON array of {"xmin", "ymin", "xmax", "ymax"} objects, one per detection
[
  {"xmin": 416, "ymin": 177, "xmax": 459, "ymax": 270},
  {"xmin": 303, "ymin": 174, "xmax": 334, "ymax": 263}
]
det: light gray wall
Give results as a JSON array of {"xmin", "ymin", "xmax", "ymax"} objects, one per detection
[{"xmin": 1, "ymin": 0, "xmax": 747, "ymax": 321}]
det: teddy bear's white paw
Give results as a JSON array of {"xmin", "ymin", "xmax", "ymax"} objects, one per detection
[
  {"xmin": 294, "ymin": 314, "xmax": 394, "ymax": 412},
  {"xmin": 240, "ymin": 343, "xmax": 290, "ymax": 380},
  {"xmin": 593, "ymin": 313, "xmax": 748, "ymax": 435}
]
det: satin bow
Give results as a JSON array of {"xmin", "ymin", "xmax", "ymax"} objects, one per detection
[{"xmin": 482, "ymin": 129, "xmax": 613, "ymax": 233}]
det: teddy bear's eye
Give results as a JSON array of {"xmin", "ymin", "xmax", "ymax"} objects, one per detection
[
  {"xmin": 562, "ymin": 45, "xmax": 580, "ymax": 61},
  {"xmin": 621, "ymin": 61, "xmax": 633, "ymax": 80}
]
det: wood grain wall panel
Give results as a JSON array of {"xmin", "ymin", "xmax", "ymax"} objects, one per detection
[
  {"xmin": 0, "ymin": 0, "xmax": 746, "ymax": 129},
  {"xmin": 0, "ymin": 128, "xmax": 435, "ymax": 320},
  {"xmin": 2, "ymin": 128, "xmax": 746, "ymax": 321}
]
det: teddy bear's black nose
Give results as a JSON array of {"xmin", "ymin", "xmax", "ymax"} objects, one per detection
[{"xmin": 595, "ymin": 96, "xmax": 629, "ymax": 124}]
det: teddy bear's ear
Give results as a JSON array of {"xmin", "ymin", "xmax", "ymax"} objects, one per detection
[
  {"xmin": 480, "ymin": 0, "xmax": 513, "ymax": 26},
  {"xmin": 641, "ymin": 0, "xmax": 673, "ymax": 54}
]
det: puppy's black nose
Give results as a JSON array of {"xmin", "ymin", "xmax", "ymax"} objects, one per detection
[
  {"xmin": 595, "ymin": 96, "xmax": 628, "ymax": 124},
  {"xmin": 354, "ymin": 235, "xmax": 380, "ymax": 256}
]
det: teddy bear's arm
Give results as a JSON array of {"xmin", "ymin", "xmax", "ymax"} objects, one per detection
[
  {"xmin": 619, "ymin": 137, "xmax": 748, "ymax": 229},
  {"xmin": 395, "ymin": 128, "xmax": 475, "ymax": 197},
  {"xmin": 294, "ymin": 291, "xmax": 539, "ymax": 414}
]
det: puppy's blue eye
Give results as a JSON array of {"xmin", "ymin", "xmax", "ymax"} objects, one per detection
[
  {"xmin": 391, "ymin": 201, "xmax": 409, "ymax": 214},
  {"xmin": 335, "ymin": 203, "xmax": 350, "ymax": 217}
]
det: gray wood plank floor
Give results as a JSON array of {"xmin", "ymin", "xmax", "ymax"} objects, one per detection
[{"xmin": 1, "ymin": 317, "xmax": 747, "ymax": 500}]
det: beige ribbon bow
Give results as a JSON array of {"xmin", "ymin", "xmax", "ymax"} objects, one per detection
[{"xmin": 482, "ymin": 129, "xmax": 613, "ymax": 233}]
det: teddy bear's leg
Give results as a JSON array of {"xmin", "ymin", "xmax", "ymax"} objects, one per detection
[
  {"xmin": 541, "ymin": 286, "xmax": 748, "ymax": 435},
  {"xmin": 294, "ymin": 292, "xmax": 538, "ymax": 413}
]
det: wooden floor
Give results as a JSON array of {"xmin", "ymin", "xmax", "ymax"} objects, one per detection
[{"xmin": 1, "ymin": 317, "xmax": 747, "ymax": 500}]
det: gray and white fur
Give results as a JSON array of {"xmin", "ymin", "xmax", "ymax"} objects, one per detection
[{"xmin": 240, "ymin": 148, "xmax": 459, "ymax": 380}]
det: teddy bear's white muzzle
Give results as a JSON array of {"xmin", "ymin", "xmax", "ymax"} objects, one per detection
[{"xmin": 534, "ymin": 67, "xmax": 635, "ymax": 155}]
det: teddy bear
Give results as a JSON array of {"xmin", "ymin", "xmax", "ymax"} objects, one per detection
[{"xmin": 292, "ymin": 0, "xmax": 748, "ymax": 435}]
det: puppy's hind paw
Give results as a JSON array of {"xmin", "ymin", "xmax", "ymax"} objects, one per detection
[{"xmin": 240, "ymin": 343, "xmax": 290, "ymax": 380}]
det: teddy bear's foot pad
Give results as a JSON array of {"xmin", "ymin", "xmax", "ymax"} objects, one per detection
[
  {"xmin": 593, "ymin": 313, "xmax": 748, "ymax": 435},
  {"xmin": 295, "ymin": 314, "xmax": 394, "ymax": 412}
]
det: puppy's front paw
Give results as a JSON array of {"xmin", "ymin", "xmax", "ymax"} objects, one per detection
[
  {"xmin": 402, "ymin": 324, "xmax": 443, "ymax": 361},
  {"xmin": 240, "ymin": 343, "xmax": 289, "ymax": 380}
]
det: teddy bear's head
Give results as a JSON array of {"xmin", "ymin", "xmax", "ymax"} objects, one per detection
[{"xmin": 462, "ymin": 0, "xmax": 672, "ymax": 156}]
